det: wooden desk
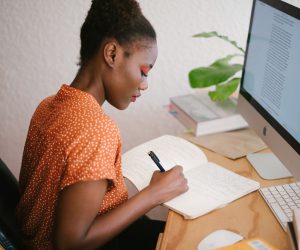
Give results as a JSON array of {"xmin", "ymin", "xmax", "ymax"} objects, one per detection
[{"xmin": 159, "ymin": 147, "xmax": 296, "ymax": 250}]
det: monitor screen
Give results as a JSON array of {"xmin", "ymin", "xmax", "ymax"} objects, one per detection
[{"xmin": 238, "ymin": 0, "xmax": 300, "ymax": 179}]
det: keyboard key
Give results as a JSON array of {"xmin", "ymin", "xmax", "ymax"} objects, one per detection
[
  {"xmin": 261, "ymin": 189, "xmax": 270, "ymax": 194},
  {"xmin": 267, "ymin": 198, "xmax": 276, "ymax": 203},
  {"xmin": 277, "ymin": 186, "xmax": 284, "ymax": 190},
  {"xmin": 270, "ymin": 203, "xmax": 289, "ymax": 224},
  {"xmin": 284, "ymin": 208, "xmax": 291, "ymax": 213},
  {"xmin": 265, "ymin": 194, "xmax": 273, "ymax": 199}
]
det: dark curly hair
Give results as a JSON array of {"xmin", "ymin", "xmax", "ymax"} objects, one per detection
[{"xmin": 79, "ymin": 0, "xmax": 156, "ymax": 67}]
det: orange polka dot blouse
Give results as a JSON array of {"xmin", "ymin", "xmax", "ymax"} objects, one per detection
[{"xmin": 16, "ymin": 85, "xmax": 128, "ymax": 249}]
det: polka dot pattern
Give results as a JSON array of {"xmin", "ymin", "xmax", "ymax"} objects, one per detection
[{"xmin": 16, "ymin": 85, "xmax": 128, "ymax": 249}]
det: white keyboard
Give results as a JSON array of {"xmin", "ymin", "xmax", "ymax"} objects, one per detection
[{"xmin": 259, "ymin": 182, "xmax": 300, "ymax": 231}]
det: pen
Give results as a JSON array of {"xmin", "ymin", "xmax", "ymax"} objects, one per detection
[{"xmin": 148, "ymin": 150, "xmax": 166, "ymax": 172}]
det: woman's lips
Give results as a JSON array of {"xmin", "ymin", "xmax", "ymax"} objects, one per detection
[{"xmin": 131, "ymin": 94, "xmax": 141, "ymax": 102}]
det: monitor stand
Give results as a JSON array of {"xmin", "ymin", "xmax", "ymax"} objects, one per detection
[{"xmin": 246, "ymin": 153, "xmax": 292, "ymax": 180}]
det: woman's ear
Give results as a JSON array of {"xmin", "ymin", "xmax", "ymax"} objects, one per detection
[{"xmin": 103, "ymin": 41, "xmax": 118, "ymax": 67}]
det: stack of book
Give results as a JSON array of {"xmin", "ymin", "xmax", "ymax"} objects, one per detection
[{"xmin": 169, "ymin": 93, "xmax": 248, "ymax": 136}]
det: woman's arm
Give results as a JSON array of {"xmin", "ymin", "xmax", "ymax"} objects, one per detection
[{"xmin": 53, "ymin": 165, "xmax": 188, "ymax": 250}]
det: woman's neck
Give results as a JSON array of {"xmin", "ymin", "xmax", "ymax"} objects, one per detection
[{"xmin": 71, "ymin": 64, "xmax": 105, "ymax": 106}]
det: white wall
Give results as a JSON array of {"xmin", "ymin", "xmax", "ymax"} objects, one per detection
[{"xmin": 0, "ymin": 0, "xmax": 254, "ymax": 178}]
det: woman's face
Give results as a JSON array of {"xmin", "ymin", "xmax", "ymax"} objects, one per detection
[{"xmin": 104, "ymin": 40, "xmax": 158, "ymax": 110}]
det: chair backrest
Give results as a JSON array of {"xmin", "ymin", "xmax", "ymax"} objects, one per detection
[{"xmin": 0, "ymin": 159, "xmax": 22, "ymax": 249}]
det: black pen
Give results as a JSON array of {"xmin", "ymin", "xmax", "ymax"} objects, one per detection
[{"xmin": 148, "ymin": 150, "xmax": 166, "ymax": 172}]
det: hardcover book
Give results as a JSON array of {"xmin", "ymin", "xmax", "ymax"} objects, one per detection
[{"xmin": 169, "ymin": 93, "xmax": 248, "ymax": 136}]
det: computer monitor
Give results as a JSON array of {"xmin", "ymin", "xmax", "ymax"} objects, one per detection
[{"xmin": 237, "ymin": 0, "xmax": 300, "ymax": 180}]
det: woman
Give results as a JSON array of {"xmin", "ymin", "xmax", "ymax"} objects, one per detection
[{"xmin": 16, "ymin": 0, "xmax": 188, "ymax": 249}]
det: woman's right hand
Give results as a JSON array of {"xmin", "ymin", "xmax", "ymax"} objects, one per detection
[{"xmin": 147, "ymin": 165, "xmax": 189, "ymax": 205}]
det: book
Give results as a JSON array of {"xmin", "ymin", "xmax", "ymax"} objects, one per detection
[
  {"xmin": 292, "ymin": 208, "xmax": 300, "ymax": 250},
  {"xmin": 287, "ymin": 221, "xmax": 297, "ymax": 250},
  {"xmin": 217, "ymin": 237, "xmax": 279, "ymax": 250},
  {"xmin": 122, "ymin": 135, "xmax": 260, "ymax": 219},
  {"xmin": 169, "ymin": 93, "xmax": 248, "ymax": 136}
]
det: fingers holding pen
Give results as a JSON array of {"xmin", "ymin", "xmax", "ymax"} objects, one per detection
[
  {"xmin": 164, "ymin": 165, "xmax": 189, "ymax": 193},
  {"xmin": 148, "ymin": 165, "xmax": 189, "ymax": 204},
  {"xmin": 168, "ymin": 165, "xmax": 189, "ymax": 193},
  {"xmin": 147, "ymin": 151, "xmax": 188, "ymax": 203}
]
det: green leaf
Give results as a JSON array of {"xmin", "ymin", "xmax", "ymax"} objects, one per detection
[
  {"xmin": 208, "ymin": 77, "xmax": 240, "ymax": 102},
  {"xmin": 189, "ymin": 55, "xmax": 243, "ymax": 88},
  {"xmin": 193, "ymin": 31, "xmax": 245, "ymax": 53}
]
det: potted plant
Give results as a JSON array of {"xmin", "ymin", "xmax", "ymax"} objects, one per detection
[{"xmin": 188, "ymin": 31, "xmax": 245, "ymax": 102}]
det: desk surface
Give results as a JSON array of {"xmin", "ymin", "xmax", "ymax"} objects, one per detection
[{"xmin": 159, "ymin": 147, "xmax": 295, "ymax": 250}]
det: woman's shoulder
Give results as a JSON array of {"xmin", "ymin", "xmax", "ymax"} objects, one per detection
[{"xmin": 58, "ymin": 94, "xmax": 119, "ymax": 137}]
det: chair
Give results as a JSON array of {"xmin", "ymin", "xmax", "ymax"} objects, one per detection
[{"xmin": 0, "ymin": 158, "xmax": 22, "ymax": 249}]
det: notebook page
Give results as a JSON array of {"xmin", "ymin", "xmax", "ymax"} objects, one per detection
[
  {"xmin": 122, "ymin": 135, "xmax": 207, "ymax": 191},
  {"xmin": 164, "ymin": 162, "xmax": 260, "ymax": 219}
]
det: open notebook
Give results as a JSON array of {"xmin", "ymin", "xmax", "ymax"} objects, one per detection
[{"xmin": 122, "ymin": 135, "xmax": 260, "ymax": 219}]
